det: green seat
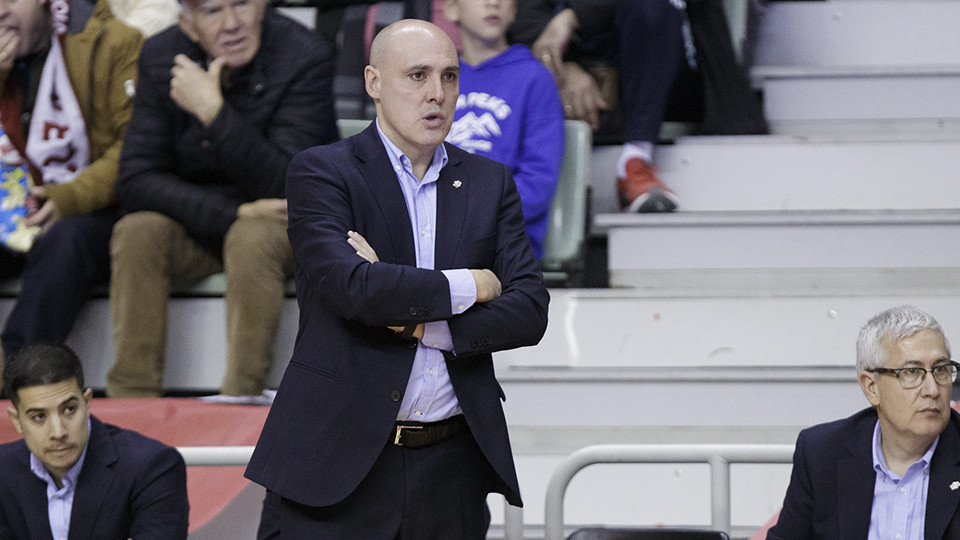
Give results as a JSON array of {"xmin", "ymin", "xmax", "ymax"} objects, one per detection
[
  {"xmin": 540, "ymin": 120, "xmax": 592, "ymax": 287},
  {"xmin": 337, "ymin": 118, "xmax": 371, "ymax": 139}
]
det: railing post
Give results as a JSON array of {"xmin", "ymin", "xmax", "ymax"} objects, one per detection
[
  {"xmin": 709, "ymin": 455, "xmax": 732, "ymax": 534},
  {"xmin": 504, "ymin": 499, "xmax": 524, "ymax": 540}
]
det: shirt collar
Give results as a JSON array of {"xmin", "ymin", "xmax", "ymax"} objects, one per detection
[
  {"xmin": 872, "ymin": 419, "xmax": 939, "ymax": 479},
  {"xmin": 374, "ymin": 118, "xmax": 448, "ymax": 182}
]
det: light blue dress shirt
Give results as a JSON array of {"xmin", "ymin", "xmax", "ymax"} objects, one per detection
[
  {"xmin": 375, "ymin": 120, "xmax": 478, "ymax": 422},
  {"xmin": 868, "ymin": 420, "xmax": 936, "ymax": 540},
  {"xmin": 29, "ymin": 418, "xmax": 91, "ymax": 540}
]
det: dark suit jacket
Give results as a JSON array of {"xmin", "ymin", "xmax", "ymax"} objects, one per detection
[
  {"xmin": 0, "ymin": 415, "xmax": 189, "ymax": 539},
  {"xmin": 244, "ymin": 123, "xmax": 550, "ymax": 508},
  {"xmin": 768, "ymin": 407, "xmax": 960, "ymax": 540}
]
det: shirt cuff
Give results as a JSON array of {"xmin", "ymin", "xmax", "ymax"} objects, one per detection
[
  {"xmin": 421, "ymin": 321, "xmax": 455, "ymax": 352},
  {"xmin": 442, "ymin": 268, "xmax": 477, "ymax": 315}
]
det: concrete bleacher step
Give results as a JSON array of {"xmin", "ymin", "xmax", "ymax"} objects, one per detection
[
  {"xmin": 594, "ymin": 209, "xmax": 960, "ymax": 293},
  {"xmin": 590, "ymin": 132, "xmax": 960, "ymax": 291},
  {"xmin": 751, "ymin": 0, "xmax": 960, "ymax": 135},
  {"xmin": 590, "ymin": 134, "xmax": 960, "ymax": 215}
]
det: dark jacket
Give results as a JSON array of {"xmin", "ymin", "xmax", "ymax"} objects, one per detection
[
  {"xmin": 116, "ymin": 8, "xmax": 337, "ymax": 249},
  {"xmin": 245, "ymin": 124, "xmax": 550, "ymax": 508},
  {"xmin": 0, "ymin": 415, "xmax": 189, "ymax": 540},
  {"xmin": 769, "ymin": 407, "xmax": 960, "ymax": 540}
]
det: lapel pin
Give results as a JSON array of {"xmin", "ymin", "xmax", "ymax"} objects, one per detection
[
  {"xmin": 453, "ymin": 180, "xmax": 462, "ymax": 189},
  {"xmin": 951, "ymin": 481, "xmax": 960, "ymax": 491}
]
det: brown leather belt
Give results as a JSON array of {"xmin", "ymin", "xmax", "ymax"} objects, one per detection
[{"xmin": 393, "ymin": 415, "xmax": 466, "ymax": 449}]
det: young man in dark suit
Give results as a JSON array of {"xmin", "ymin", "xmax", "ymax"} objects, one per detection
[
  {"xmin": 0, "ymin": 344, "xmax": 189, "ymax": 539},
  {"xmin": 245, "ymin": 19, "xmax": 549, "ymax": 538}
]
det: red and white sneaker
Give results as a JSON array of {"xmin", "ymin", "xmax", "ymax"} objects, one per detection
[{"xmin": 617, "ymin": 158, "xmax": 679, "ymax": 213}]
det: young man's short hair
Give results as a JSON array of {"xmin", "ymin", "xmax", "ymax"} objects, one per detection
[{"xmin": 4, "ymin": 343, "xmax": 85, "ymax": 407}]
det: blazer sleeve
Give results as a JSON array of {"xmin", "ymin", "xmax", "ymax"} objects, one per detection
[
  {"xmin": 767, "ymin": 429, "xmax": 815, "ymax": 540},
  {"xmin": 126, "ymin": 444, "xmax": 189, "ymax": 540},
  {"xmin": 445, "ymin": 161, "xmax": 550, "ymax": 356}
]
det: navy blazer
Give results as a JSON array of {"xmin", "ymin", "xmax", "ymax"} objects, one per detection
[
  {"xmin": 245, "ymin": 123, "xmax": 550, "ymax": 508},
  {"xmin": 0, "ymin": 415, "xmax": 189, "ymax": 540},
  {"xmin": 768, "ymin": 407, "xmax": 960, "ymax": 540}
]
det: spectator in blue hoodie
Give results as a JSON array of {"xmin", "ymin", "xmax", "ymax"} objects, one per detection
[{"xmin": 443, "ymin": 0, "xmax": 564, "ymax": 260}]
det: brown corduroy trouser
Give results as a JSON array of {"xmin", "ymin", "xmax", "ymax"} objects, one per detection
[{"xmin": 106, "ymin": 211, "xmax": 293, "ymax": 397}]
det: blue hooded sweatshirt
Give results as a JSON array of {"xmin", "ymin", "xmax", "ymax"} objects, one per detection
[{"xmin": 447, "ymin": 44, "xmax": 564, "ymax": 259}]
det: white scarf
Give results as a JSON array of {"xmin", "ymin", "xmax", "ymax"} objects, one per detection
[{"xmin": 25, "ymin": 0, "xmax": 90, "ymax": 185}]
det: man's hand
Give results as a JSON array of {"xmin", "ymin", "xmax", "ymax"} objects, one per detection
[
  {"xmin": 0, "ymin": 28, "xmax": 19, "ymax": 71},
  {"xmin": 347, "ymin": 230, "xmax": 379, "ymax": 263},
  {"xmin": 24, "ymin": 186, "xmax": 59, "ymax": 234},
  {"xmin": 470, "ymin": 269, "xmax": 501, "ymax": 303},
  {"xmin": 560, "ymin": 62, "xmax": 609, "ymax": 131},
  {"xmin": 532, "ymin": 8, "xmax": 578, "ymax": 82},
  {"xmin": 170, "ymin": 54, "xmax": 226, "ymax": 127},
  {"xmin": 237, "ymin": 198, "xmax": 287, "ymax": 221}
]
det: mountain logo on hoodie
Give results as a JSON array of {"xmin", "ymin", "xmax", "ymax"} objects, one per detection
[{"xmin": 447, "ymin": 111, "xmax": 501, "ymax": 154}]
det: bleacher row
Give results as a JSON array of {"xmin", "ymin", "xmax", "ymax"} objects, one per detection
[{"xmin": 3, "ymin": 0, "xmax": 960, "ymax": 538}]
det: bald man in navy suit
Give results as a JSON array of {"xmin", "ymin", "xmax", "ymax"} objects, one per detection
[{"xmin": 245, "ymin": 18, "xmax": 549, "ymax": 539}]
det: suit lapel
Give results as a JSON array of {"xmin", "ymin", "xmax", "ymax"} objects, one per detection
[
  {"xmin": 69, "ymin": 417, "xmax": 117, "ymax": 540},
  {"xmin": 925, "ymin": 412, "xmax": 960, "ymax": 540},
  {"xmin": 838, "ymin": 413, "xmax": 877, "ymax": 540},
  {"xmin": 354, "ymin": 125, "xmax": 417, "ymax": 266},
  {"xmin": 435, "ymin": 144, "xmax": 467, "ymax": 270}
]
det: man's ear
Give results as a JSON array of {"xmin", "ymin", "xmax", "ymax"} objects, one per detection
[
  {"xmin": 82, "ymin": 387, "xmax": 93, "ymax": 409},
  {"xmin": 859, "ymin": 370, "xmax": 881, "ymax": 407},
  {"xmin": 364, "ymin": 66, "xmax": 380, "ymax": 101},
  {"xmin": 179, "ymin": 11, "xmax": 200, "ymax": 43},
  {"xmin": 6, "ymin": 406, "xmax": 22, "ymax": 435}
]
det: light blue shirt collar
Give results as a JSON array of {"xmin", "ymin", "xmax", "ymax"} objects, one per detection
[
  {"xmin": 375, "ymin": 118, "xmax": 448, "ymax": 184},
  {"xmin": 29, "ymin": 417, "xmax": 91, "ymax": 540}
]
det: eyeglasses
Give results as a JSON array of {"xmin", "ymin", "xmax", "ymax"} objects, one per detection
[{"xmin": 867, "ymin": 361, "xmax": 960, "ymax": 389}]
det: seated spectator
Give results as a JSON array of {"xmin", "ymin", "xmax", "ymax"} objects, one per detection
[
  {"xmin": 0, "ymin": 0, "xmax": 142, "ymax": 388},
  {"xmin": 512, "ymin": 0, "xmax": 764, "ymax": 213},
  {"xmin": 106, "ymin": 0, "xmax": 337, "ymax": 398},
  {"xmin": 769, "ymin": 305, "xmax": 960, "ymax": 539},
  {"xmin": 0, "ymin": 343, "xmax": 189, "ymax": 539},
  {"xmin": 511, "ymin": 0, "xmax": 698, "ymax": 213},
  {"xmin": 443, "ymin": 0, "xmax": 564, "ymax": 259}
]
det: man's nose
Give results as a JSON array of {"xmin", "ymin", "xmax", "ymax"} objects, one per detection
[
  {"xmin": 919, "ymin": 370, "xmax": 941, "ymax": 396},
  {"xmin": 49, "ymin": 415, "xmax": 68, "ymax": 439},
  {"xmin": 426, "ymin": 75, "xmax": 445, "ymax": 103},
  {"xmin": 221, "ymin": 5, "xmax": 241, "ymax": 29}
]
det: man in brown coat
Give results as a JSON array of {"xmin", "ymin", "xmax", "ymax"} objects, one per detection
[{"xmin": 0, "ymin": 0, "xmax": 143, "ymax": 394}]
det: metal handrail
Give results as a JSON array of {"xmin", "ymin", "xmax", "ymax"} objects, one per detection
[
  {"xmin": 543, "ymin": 444, "xmax": 795, "ymax": 540},
  {"xmin": 176, "ymin": 446, "xmax": 524, "ymax": 539},
  {"xmin": 178, "ymin": 445, "xmax": 254, "ymax": 466}
]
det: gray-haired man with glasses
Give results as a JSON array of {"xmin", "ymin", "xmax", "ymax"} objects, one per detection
[{"xmin": 769, "ymin": 305, "xmax": 960, "ymax": 539}]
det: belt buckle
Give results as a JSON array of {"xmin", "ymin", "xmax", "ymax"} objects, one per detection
[{"xmin": 394, "ymin": 424, "xmax": 423, "ymax": 446}]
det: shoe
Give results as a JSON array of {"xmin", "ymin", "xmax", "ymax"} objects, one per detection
[{"xmin": 617, "ymin": 158, "xmax": 679, "ymax": 213}]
